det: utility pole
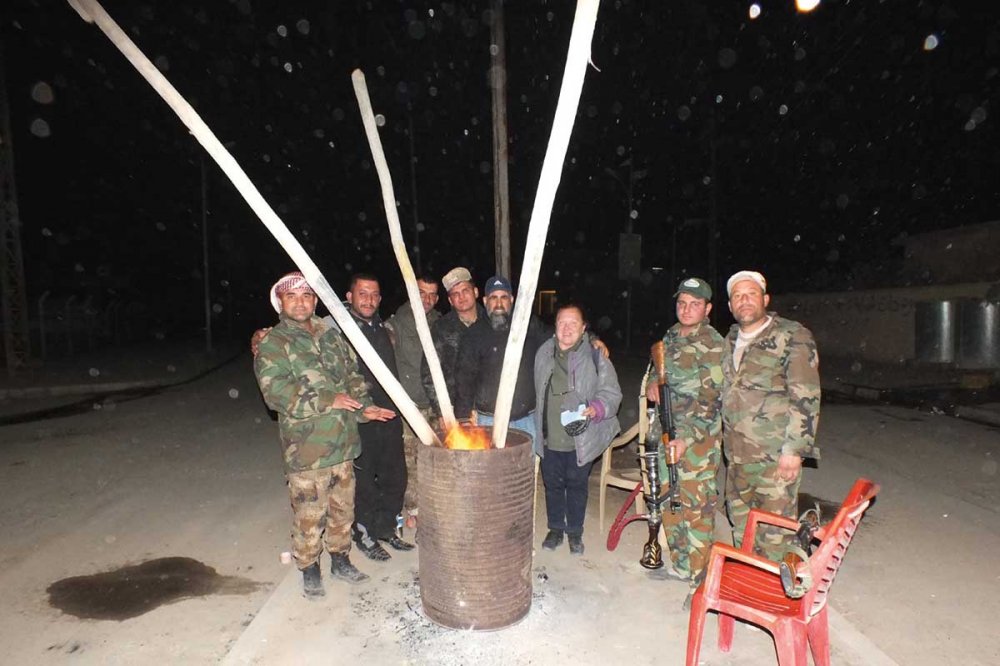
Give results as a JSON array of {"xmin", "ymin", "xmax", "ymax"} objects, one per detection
[
  {"xmin": 0, "ymin": 47, "xmax": 30, "ymax": 376},
  {"xmin": 490, "ymin": 0, "xmax": 511, "ymax": 279}
]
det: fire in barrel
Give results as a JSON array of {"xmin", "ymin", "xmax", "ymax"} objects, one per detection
[{"xmin": 418, "ymin": 424, "xmax": 534, "ymax": 630}]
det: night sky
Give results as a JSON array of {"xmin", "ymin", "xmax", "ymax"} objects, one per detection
[{"xmin": 4, "ymin": 0, "xmax": 998, "ymax": 345}]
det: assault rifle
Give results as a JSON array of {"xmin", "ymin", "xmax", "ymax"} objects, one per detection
[
  {"xmin": 650, "ymin": 341, "xmax": 682, "ymax": 515},
  {"xmin": 636, "ymin": 341, "xmax": 681, "ymax": 570}
]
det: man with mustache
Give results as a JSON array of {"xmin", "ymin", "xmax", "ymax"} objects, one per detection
[
  {"xmin": 721, "ymin": 270, "xmax": 821, "ymax": 562},
  {"xmin": 253, "ymin": 271, "xmax": 395, "ymax": 598}
]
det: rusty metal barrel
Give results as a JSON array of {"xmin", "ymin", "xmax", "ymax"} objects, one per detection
[{"xmin": 417, "ymin": 427, "xmax": 534, "ymax": 630}]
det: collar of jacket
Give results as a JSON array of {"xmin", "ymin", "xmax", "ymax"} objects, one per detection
[
  {"xmin": 347, "ymin": 306, "xmax": 383, "ymax": 329},
  {"xmin": 727, "ymin": 311, "xmax": 780, "ymax": 339}
]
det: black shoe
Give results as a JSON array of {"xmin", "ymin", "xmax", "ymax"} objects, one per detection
[
  {"xmin": 542, "ymin": 529, "xmax": 564, "ymax": 550},
  {"xmin": 353, "ymin": 526, "xmax": 391, "ymax": 561},
  {"xmin": 567, "ymin": 533, "xmax": 584, "ymax": 555},
  {"xmin": 330, "ymin": 552, "xmax": 369, "ymax": 584},
  {"xmin": 301, "ymin": 562, "xmax": 325, "ymax": 599},
  {"xmin": 386, "ymin": 535, "xmax": 415, "ymax": 551}
]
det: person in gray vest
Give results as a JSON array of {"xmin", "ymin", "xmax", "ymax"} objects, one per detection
[{"xmin": 533, "ymin": 303, "xmax": 622, "ymax": 555}]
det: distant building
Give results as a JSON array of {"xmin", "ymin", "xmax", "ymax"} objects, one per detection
[{"xmin": 902, "ymin": 220, "xmax": 1000, "ymax": 284}]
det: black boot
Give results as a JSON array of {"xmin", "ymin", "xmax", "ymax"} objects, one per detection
[
  {"xmin": 386, "ymin": 535, "xmax": 415, "ymax": 551},
  {"xmin": 301, "ymin": 562, "xmax": 325, "ymax": 599},
  {"xmin": 353, "ymin": 524, "xmax": 391, "ymax": 561},
  {"xmin": 330, "ymin": 552, "xmax": 369, "ymax": 584},
  {"xmin": 542, "ymin": 529, "xmax": 564, "ymax": 550},
  {"xmin": 567, "ymin": 533, "xmax": 584, "ymax": 555}
]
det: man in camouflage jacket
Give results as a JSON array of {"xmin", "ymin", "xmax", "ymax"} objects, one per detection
[
  {"xmin": 254, "ymin": 272, "xmax": 396, "ymax": 599},
  {"xmin": 721, "ymin": 270, "xmax": 821, "ymax": 562},
  {"xmin": 645, "ymin": 277, "xmax": 724, "ymax": 604}
]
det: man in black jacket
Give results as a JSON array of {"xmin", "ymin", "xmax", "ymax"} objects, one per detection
[
  {"xmin": 346, "ymin": 273, "xmax": 415, "ymax": 561},
  {"xmin": 421, "ymin": 266, "xmax": 486, "ymax": 417},
  {"xmin": 454, "ymin": 275, "xmax": 550, "ymax": 440}
]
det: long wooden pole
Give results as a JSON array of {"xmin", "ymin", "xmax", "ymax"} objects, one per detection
[
  {"xmin": 351, "ymin": 69, "xmax": 457, "ymax": 433},
  {"xmin": 491, "ymin": 0, "xmax": 599, "ymax": 448},
  {"xmin": 67, "ymin": 0, "xmax": 440, "ymax": 447},
  {"xmin": 490, "ymin": 0, "xmax": 511, "ymax": 279}
]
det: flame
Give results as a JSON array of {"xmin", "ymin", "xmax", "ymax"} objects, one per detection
[{"xmin": 444, "ymin": 424, "xmax": 491, "ymax": 450}]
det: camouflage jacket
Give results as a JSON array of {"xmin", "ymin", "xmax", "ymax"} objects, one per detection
[
  {"xmin": 385, "ymin": 302, "xmax": 440, "ymax": 409},
  {"xmin": 254, "ymin": 314, "xmax": 372, "ymax": 474},
  {"xmin": 647, "ymin": 321, "xmax": 724, "ymax": 457},
  {"xmin": 721, "ymin": 313, "xmax": 821, "ymax": 464}
]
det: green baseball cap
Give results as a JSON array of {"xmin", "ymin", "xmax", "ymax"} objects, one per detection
[{"xmin": 674, "ymin": 277, "xmax": 712, "ymax": 301}]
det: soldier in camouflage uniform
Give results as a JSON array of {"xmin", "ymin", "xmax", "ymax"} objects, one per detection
[
  {"xmin": 645, "ymin": 277, "xmax": 724, "ymax": 606},
  {"xmin": 254, "ymin": 271, "xmax": 397, "ymax": 599},
  {"xmin": 384, "ymin": 274, "xmax": 440, "ymax": 528},
  {"xmin": 721, "ymin": 270, "xmax": 821, "ymax": 562}
]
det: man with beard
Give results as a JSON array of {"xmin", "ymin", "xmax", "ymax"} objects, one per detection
[
  {"xmin": 721, "ymin": 270, "xmax": 821, "ymax": 562},
  {"xmin": 345, "ymin": 273, "xmax": 415, "ymax": 561},
  {"xmin": 454, "ymin": 276, "xmax": 609, "ymax": 441},
  {"xmin": 454, "ymin": 276, "xmax": 545, "ymax": 438}
]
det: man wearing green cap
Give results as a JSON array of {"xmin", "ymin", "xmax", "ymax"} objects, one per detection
[{"xmin": 645, "ymin": 277, "xmax": 724, "ymax": 608}]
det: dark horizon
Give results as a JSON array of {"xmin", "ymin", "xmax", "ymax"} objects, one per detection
[{"xmin": 3, "ymin": 0, "xmax": 998, "ymax": 346}]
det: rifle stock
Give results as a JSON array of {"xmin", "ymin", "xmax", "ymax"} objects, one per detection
[{"xmin": 779, "ymin": 506, "xmax": 820, "ymax": 598}]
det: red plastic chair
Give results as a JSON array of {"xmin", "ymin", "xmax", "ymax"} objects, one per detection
[{"xmin": 686, "ymin": 478, "xmax": 880, "ymax": 666}]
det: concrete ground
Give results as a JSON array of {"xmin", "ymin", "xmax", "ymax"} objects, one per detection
[{"xmin": 1, "ymin": 345, "xmax": 998, "ymax": 665}]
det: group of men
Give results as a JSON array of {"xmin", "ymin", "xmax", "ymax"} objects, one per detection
[
  {"xmin": 253, "ymin": 264, "xmax": 820, "ymax": 604},
  {"xmin": 646, "ymin": 270, "xmax": 821, "ymax": 608},
  {"xmin": 254, "ymin": 265, "xmax": 568, "ymax": 598}
]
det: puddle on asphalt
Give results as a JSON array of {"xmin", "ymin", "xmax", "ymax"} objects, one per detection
[{"xmin": 47, "ymin": 557, "xmax": 263, "ymax": 621}]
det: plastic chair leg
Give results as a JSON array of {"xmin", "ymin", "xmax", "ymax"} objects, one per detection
[
  {"xmin": 685, "ymin": 592, "xmax": 708, "ymax": 666},
  {"xmin": 773, "ymin": 621, "xmax": 809, "ymax": 666},
  {"xmin": 599, "ymin": 485, "xmax": 606, "ymax": 532},
  {"xmin": 717, "ymin": 614, "xmax": 735, "ymax": 652},
  {"xmin": 807, "ymin": 605, "xmax": 831, "ymax": 666}
]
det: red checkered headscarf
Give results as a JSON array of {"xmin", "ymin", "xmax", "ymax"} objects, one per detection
[{"xmin": 269, "ymin": 271, "xmax": 314, "ymax": 313}]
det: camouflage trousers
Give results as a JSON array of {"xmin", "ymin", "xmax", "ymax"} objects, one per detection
[
  {"xmin": 401, "ymin": 406, "xmax": 436, "ymax": 514},
  {"xmin": 287, "ymin": 461, "xmax": 355, "ymax": 569},
  {"xmin": 725, "ymin": 461, "xmax": 799, "ymax": 562},
  {"xmin": 660, "ymin": 444, "xmax": 720, "ymax": 587}
]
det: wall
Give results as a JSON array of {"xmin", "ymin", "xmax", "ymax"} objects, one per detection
[{"xmin": 772, "ymin": 283, "xmax": 995, "ymax": 363}]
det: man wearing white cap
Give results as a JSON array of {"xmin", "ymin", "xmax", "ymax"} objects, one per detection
[{"xmin": 721, "ymin": 270, "xmax": 821, "ymax": 562}]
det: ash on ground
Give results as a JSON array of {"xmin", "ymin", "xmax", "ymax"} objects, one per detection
[{"xmin": 350, "ymin": 566, "xmax": 564, "ymax": 665}]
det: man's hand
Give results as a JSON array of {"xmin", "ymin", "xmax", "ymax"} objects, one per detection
[
  {"xmin": 250, "ymin": 327, "xmax": 272, "ymax": 357},
  {"xmin": 469, "ymin": 409, "xmax": 478, "ymax": 426},
  {"xmin": 645, "ymin": 382, "xmax": 659, "ymax": 404},
  {"xmin": 581, "ymin": 405, "xmax": 597, "ymax": 418},
  {"xmin": 666, "ymin": 437, "xmax": 687, "ymax": 460},
  {"xmin": 362, "ymin": 406, "xmax": 397, "ymax": 422},
  {"xmin": 332, "ymin": 393, "xmax": 364, "ymax": 411},
  {"xmin": 591, "ymin": 338, "xmax": 610, "ymax": 359},
  {"xmin": 777, "ymin": 453, "xmax": 803, "ymax": 482}
]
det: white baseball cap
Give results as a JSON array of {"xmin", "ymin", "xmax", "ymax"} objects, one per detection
[{"xmin": 726, "ymin": 270, "xmax": 767, "ymax": 297}]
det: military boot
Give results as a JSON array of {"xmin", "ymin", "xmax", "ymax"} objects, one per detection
[
  {"xmin": 301, "ymin": 562, "xmax": 325, "ymax": 599},
  {"xmin": 330, "ymin": 552, "xmax": 369, "ymax": 584}
]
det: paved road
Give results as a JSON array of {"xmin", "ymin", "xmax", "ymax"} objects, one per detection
[{"xmin": 1, "ymin": 353, "xmax": 997, "ymax": 664}]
